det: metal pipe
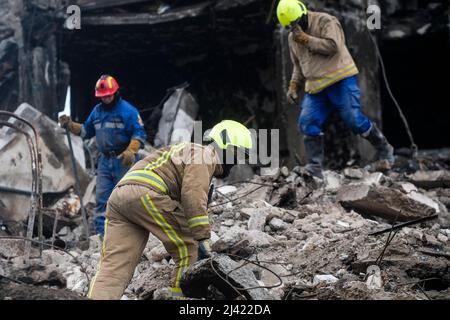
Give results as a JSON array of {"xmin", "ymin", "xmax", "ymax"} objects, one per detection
[
  {"xmin": 369, "ymin": 214, "xmax": 438, "ymax": 236},
  {"xmin": 0, "ymin": 111, "xmax": 44, "ymax": 252},
  {"xmin": 0, "ymin": 120, "xmax": 38, "ymax": 260},
  {"xmin": 65, "ymin": 127, "xmax": 90, "ymax": 239}
]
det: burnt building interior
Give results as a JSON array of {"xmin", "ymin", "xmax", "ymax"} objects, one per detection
[
  {"xmin": 1, "ymin": 0, "xmax": 449, "ymax": 167},
  {"xmin": 61, "ymin": 1, "xmax": 277, "ymax": 142}
]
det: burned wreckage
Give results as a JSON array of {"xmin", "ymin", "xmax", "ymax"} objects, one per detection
[{"xmin": 1, "ymin": 0, "xmax": 450, "ymax": 300}]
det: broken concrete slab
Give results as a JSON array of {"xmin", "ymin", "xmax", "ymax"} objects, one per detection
[
  {"xmin": 269, "ymin": 218, "xmax": 287, "ymax": 231},
  {"xmin": 313, "ymin": 274, "xmax": 339, "ymax": 285},
  {"xmin": 360, "ymin": 172, "xmax": 384, "ymax": 186},
  {"xmin": 0, "ymin": 282, "xmax": 86, "ymax": 300},
  {"xmin": 180, "ymin": 254, "xmax": 275, "ymax": 300},
  {"xmin": 247, "ymin": 210, "xmax": 269, "ymax": 231},
  {"xmin": 153, "ymin": 86, "xmax": 199, "ymax": 148},
  {"xmin": 0, "ymin": 239, "xmax": 27, "ymax": 259},
  {"xmin": 128, "ymin": 265, "xmax": 173, "ymax": 300},
  {"xmin": 244, "ymin": 230, "xmax": 277, "ymax": 247},
  {"xmin": 338, "ymin": 184, "xmax": 437, "ymax": 222},
  {"xmin": 235, "ymin": 181, "xmax": 271, "ymax": 204},
  {"xmin": 407, "ymin": 170, "xmax": 450, "ymax": 189},
  {"xmin": 82, "ymin": 178, "xmax": 96, "ymax": 208},
  {"xmin": 399, "ymin": 182, "xmax": 441, "ymax": 213},
  {"xmin": 343, "ymin": 168, "xmax": 364, "ymax": 179},
  {"xmin": 216, "ymin": 185, "xmax": 238, "ymax": 195},
  {"xmin": 323, "ymin": 170, "xmax": 343, "ymax": 191},
  {"xmin": 0, "ymin": 103, "xmax": 90, "ymax": 224}
]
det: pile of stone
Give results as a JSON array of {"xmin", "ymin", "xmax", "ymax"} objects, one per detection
[{"xmin": 2, "ymin": 159, "xmax": 450, "ymax": 300}]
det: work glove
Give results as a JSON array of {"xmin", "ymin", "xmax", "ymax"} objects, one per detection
[
  {"xmin": 198, "ymin": 239, "xmax": 212, "ymax": 260},
  {"xmin": 292, "ymin": 26, "xmax": 309, "ymax": 45},
  {"xmin": 117, "ymin": 139, "xmax": 141, "ymax": 167},
  {"xmin": 207, "ymin": 184, "xmax": 215, "ymax": 205},
  {"xmin": 286, "ymin": 80, "xmax": 299, "ymax": 104},
  {"xmin": 58, "ymin": 115, "xmax": 82, "ymax": 135}
]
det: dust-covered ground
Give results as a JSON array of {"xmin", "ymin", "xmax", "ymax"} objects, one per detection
[{"xmin": 1, "ymin": 152, "xmax": 450, "ymax": 300}]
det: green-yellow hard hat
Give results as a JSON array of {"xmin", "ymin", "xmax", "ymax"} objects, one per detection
[
  {"xmin": 277, "ymin": 0, "xmax": 308, "ymax": 28},
  {"xmin": 206, "ymin": 120, "xmax": 253, "ymax": 150}
]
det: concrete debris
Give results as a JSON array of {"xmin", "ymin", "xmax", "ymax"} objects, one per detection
[
  {"xmin": 247, "ymin": 210, "xmax": 269, "ymax": 231},
  {"xmin": 0, "ymin": 239, "xmax": 27, "ymax": 259},
  {"xmin": 2, "ymin": 149, "xmax": 450, "ymax": 300},
  {"xmin": 216, "ymin": 185, "xmax": 238, "ymax": 195},
  {"xmin": 365, "ymin": 265, "xmax": 383, "ymax": 290},
  {"xmin": 313, "ymin": 274, "xmax": 339, "ymax": 285},
  {"xmin": 338, "ymin": 184, "xmax": 438, "ymax": 222},
  {"xmin": 180, "ymin": 254, "xmax": 275, "ymax": 300},
  {"xmin": 153, "ymin": 86, "xmax": 199, "ymax": 148},
  {"xmin": 400, "ymin": 183, "xmax": 440, "ymax": 212},
  {"xmin": 269, "ymin": 218, "xmax": 286, "ymax": 231},
  {"xmin": 360, "ymin": 172, "xmax": 384, "ymax": 186},
  {"xmin": 343, "ymin": 168, "xmax": 365, "ymax": 179},
  {"xmin": 407, "ymin": 170, "xmax": 450, "ymax": 189},
  {"xmin": 0, "ymin": 103, "xmax": 91, "ymax": 232},
  {"xmin": 323, "ymin": 170, "xmax": 343, "ymax": 192}
]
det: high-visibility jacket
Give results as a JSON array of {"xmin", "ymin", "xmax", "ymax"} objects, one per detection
[
  {"xmin": 116, "ymin": 143, "xmax": 223, "ymax": 241},
  {"xmin": 289, "ymin": 11, "xmax": 359, "ymax": 94}
]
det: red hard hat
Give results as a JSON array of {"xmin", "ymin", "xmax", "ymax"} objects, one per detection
[{"xmin": 95, "ymin": 75, "xmax": 119, "ymax": 98}]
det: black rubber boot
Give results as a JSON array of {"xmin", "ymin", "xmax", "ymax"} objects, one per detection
[
  {"xmin": 363, "ymin": 124, "xmax": 395, "ymax": 166},
  {"xmin": 303, "ymin": 135, "xmax": 324, "ymax": 179}
]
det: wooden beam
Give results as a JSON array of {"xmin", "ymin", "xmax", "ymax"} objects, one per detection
[{"xmin": 81, "ymin": 2, "xmax": 211, "ymax": 26}]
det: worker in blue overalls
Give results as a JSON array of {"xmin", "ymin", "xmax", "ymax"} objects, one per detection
[{"xmin": 59, "ymin": 75, "xmax": 148, "ymax": 238}]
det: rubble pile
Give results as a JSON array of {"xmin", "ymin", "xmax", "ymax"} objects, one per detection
[{"xmin": 2, "ymin": 154, "xmax": 450, "ymax": 300}]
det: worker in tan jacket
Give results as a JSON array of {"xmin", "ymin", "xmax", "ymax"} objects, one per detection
[
  {"xmin": 277, "ymin": 0, "xmax": 395, "ymax": 178},
  {"xmin": 88, "ymin": 120, "xmax": 253, "ymax": 299}
]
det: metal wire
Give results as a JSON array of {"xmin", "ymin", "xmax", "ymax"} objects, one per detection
[
  {"xmin": 0, "ymin": 274, "xmax": 27, "ymax": 285},
  {"xmin": 375, "ymin": 210, "xmax": 401, "ymax": 266},
  {"xmin": 0, "ymin": 113, "xmax": 43, "ymax": 258},
  {"xmin": 207, "ymin": 252, "xmax": 284, "ymax": 300},
  {"xmin": 209, "ymin": 257, "xmax": 247, "ymax": 300},
  {"xmin": 209, "ymin": 185, "xmax": 266, "ymax": 208},
  {"xmin": 366, "ymin": 29, "xmax": 418, "ymax": 157}
]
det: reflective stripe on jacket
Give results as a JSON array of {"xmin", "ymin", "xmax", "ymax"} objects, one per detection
[
  {"xmin": 116, "ymin": 143, "xmax": 222, "ymax": 240},
  {"xmin": 289, "ymin": 11, "xmax": 359, "ymax": 94}
]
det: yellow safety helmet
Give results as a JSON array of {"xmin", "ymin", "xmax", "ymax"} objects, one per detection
[
  {"xmin": 276, "ymin": 0, "xmax": 308, "ymax": 28},
  {"xmin": 205, "ymin": 120, "xmax": 253, "ymax": 151}
]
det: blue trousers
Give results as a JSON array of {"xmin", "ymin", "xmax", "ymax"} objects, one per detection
[
  {"xmin": 95, "ymin": 155, "xmax": 133, "ymax": 236},
  {"xmin": 299, "ymin": 76, "xmax": 372, "ymax": 137}
]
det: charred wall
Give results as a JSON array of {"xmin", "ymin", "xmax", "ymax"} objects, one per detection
[
  {"xmin": 61, "ymin": 1, "xmax": 276, "ymax": 140},
  {"xmin": 1, "ymin": 0, "xmax": 448, "ymax": 168},
  {"xmin": 379, "ymin": 0, "xmax": 449, "ymax": 149},
  {"xmin": 0, "ymin": 0, "xmax": 70, "ymax": 116}
]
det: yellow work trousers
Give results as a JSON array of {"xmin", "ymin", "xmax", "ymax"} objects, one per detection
[{"xmin": 88, "ymin": 184, "xmax": 198, "ymax": 299}]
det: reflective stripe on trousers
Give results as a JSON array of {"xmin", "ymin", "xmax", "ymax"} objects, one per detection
[{"xmin": 140, "ymin": 194, "xmax": 189, "ymax": 290}]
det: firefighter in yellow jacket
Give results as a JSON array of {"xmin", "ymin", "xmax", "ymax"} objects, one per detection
[
  {"xmin": 88, "ymin": 120, "xmax": 253, "ymax": 299},
  {"xmin": 277, "ymin": 0, "xmax": 395, "ymax": 178}
]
